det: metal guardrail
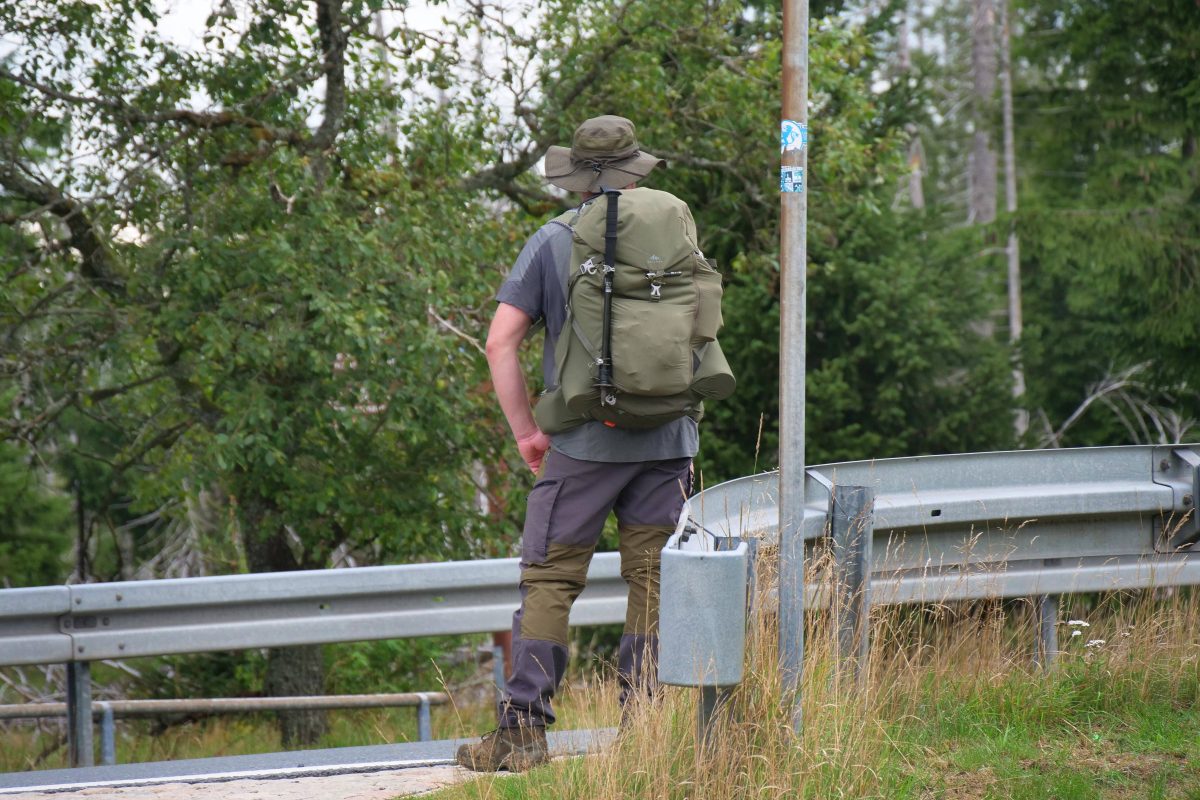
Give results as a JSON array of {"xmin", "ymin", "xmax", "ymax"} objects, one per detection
[
  {"xmin": 1, "ymin": 444, "xmax": 1198, "ymax": 768},
  {"xmin": 0, "ymin": 552, "xmax": 627, "ymax": 768},
  {"xmin": 1, "ymin": 556, "xmax": 627, "ymax": 669},
  {"xmin": 694, "ymin": 443, "xmax": 1199, "ymax": 578},
  {"xmin": 696, "ymin": 444, "xmax": 1199, "ymax": 549}
]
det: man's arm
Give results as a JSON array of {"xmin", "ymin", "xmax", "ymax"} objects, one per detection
[{"xmin": 486, "ymin": 302, "xmax": 551, "ymax": 474}]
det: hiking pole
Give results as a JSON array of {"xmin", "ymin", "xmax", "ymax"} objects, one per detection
[{"xmin": 596, "ymin": 190, "xmax": 619, "ymax": 397}]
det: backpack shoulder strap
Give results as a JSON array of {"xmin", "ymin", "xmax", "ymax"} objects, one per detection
[{"xmin": 522, "ymin": 211, "xmax": 577, "ymax": 342}]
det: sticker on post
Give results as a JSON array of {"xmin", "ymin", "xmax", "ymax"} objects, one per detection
[
  {"xmin": 780, "ymin": 166, "xmax": 805, "ymax": 193},
  {"xmin": 781, "ymin": 120, "xmax": 807, "ymax": 153}
]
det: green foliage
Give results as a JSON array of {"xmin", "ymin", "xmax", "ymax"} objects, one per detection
[
  {"xmin": 523, "ymin": 2, "xmax": 1015, "ymax": 480},
  {"xmin": 4, "ymin": 0, "xmax": 1198, "ymax": 741},
  {"xmin": 0, "ymin": 441, "xmax": 72, "ymax": 587},
  {"xmin": 0, "ymin": 1, "xmax": 526, "ymax": 577},
  {"xmin": 0, "ymin": 0, "xmax": 1032, "ymax": 583},
  {"xmin": 1013, "ymin": 0, "xmax": 1200, "ymax": 444},
  {"xmin": 130, "ymin": 650, "xmax": 268, "ymax": 702}
]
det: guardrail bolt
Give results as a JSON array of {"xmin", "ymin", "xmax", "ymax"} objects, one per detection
[
  {"xmin": 1184, "ymin": 494, "xmax": 1193, "ymax": 506},
  {"xmin": 74, "ymin": 598, "xmax": 82, "ymax": 605},
  {"xmin": 115, "ymin": 594, "xmax": 123, "ymax": 601},
  {"xmin": 102, "ymin": 617, "xmax": 110, "ymax": 626},
  {"xmin": 77, "ymin": 646, "xmax": 85, "ymax": 654},
  {"xmin": 1160, "ymin": 459, "xmax": 1171, "ymax": 472},
  {"xmin": 118, "ymin": 644, "xmax": 125, "ymax": 651}
]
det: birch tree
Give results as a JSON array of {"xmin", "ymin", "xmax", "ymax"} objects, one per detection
[
  {"xmin": 998, "ymin": 0, "xmax": 1026, "ymax": 438},
  {"xmin": 969, "ymin": 0, "xmax": 997, "ymax": 226}
]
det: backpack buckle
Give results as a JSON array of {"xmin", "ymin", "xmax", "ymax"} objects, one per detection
[
  {"xmin": 580, "ymin": 257, "xmax": 598, "ymax": 276},
  {"xmin": 649, "ymin": 282, "xmax": 663, "ymax": 300}
]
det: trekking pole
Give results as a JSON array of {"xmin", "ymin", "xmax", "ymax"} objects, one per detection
[{"xmin": 596, "ymin": 190, "xmax": 619, "ymax": 395}]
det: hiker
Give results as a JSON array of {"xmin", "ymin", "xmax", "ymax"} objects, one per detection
[{"xmin": 457, "ymin": 115, "xmax": 730, "ymax": 772}]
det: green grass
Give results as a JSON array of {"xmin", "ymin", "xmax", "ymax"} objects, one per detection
[
  {"xmin": 5, "ymin": 593, "xmax": 1197, "ymax": 800},
  {"xmin": 0, "ymin": 706, "xmax": 455, "ymax": 771},
  {"xmin": 431, "ymin": 666, "xmax": 1200, "ymax": 800},
  {"xmin": 0, "ymin": 666, "xmax": 605, "ymax": 772},
  {"xmin": 889, "ymin": 664, "xmax": 1200, "ymax": 800},
  {"xmin": 426, "ymin": 591, "xmax": 1200, "ymax": 800}
]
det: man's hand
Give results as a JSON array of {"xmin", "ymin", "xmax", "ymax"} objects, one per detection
[{"xmin": 516, "ymin": 429, "xmax": 551, "ymax": 475}]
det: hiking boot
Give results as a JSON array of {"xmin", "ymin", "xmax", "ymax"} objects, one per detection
[{"xmin": 455, "ymin": 725, "xmax": 550, "ymax": 772}]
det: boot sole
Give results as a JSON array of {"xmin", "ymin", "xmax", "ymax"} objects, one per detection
[{"xmin": 455, "ymin": 751, "xmax": 550, "ymax": 773}]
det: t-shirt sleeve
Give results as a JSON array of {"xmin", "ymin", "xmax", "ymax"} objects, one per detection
[{"xmin": 495, "ymin": 225, "xmax": 555, "ymax": 322}]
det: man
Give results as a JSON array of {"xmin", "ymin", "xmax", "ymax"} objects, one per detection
[{"xmin": 456, "ymin": 116, "xmax": 699, "ymax": 772}]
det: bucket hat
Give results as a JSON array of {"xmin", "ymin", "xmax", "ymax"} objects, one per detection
[{"xmin": 544, "ymin": 115, "xmax": 665, "ymax": 193}]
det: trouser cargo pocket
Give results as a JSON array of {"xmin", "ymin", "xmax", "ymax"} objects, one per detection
[{"xmin": 520, "ymin": 479, "xmax": 563, "ymax": 565}]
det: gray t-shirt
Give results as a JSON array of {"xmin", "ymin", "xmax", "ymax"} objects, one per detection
[{"xmin": 496, "ymin": 212, "xmax": 699, "ymax": 463}]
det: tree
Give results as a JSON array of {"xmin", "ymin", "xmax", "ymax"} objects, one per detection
[
  {"xmin": 1015, "ymin": 0, "xmax": 1200, "ymax": 446},
  {"xmin": 0, "ymin": 0, "xmax": 521, "ymax": 745},
  {"xmin": 460, "ymin": 0, "xmax": 1015, "ymax": 476},
  {"xmin": 0, "ymin": 442, "xmax": 73, "ymax": 588},
  {"xmin": 998, "ymin": 0, "xmax": 1027, "ymax": 438},
  {"xmin": 969, "ymin": 0, "xmax": 998, "ymax": 226}
]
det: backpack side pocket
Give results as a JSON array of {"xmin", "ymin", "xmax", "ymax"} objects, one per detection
[{"xmin": 693, "ymin": 256, "xmax": 724, "ymax": 344}]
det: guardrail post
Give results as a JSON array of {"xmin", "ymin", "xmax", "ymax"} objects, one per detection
[
  {"xmin": 66, "ymin": 661, "xmax": 94, "ymax": 767},
  {"xmin": 97, "ymin": 702, "xmax": 116, "ymax": 766},
  {"xmin": 1035, "ymin": 594, "xmax": 1059, "ymax": 669},
  {"xmin": 745, "ymin": 536, "xmax": 761, "ymax": 619},
  {"xmin": 1034, "ymin": 559, "xmax": 1061, "ymax": 670},
  {"xmin": 698, "ymin": 686, "xmax": 718, "ymax": 746},
  {"xmin": 831, "ymin": 485, "xmax": 873, "ymax": 681},
  {"xmin": 416, "ymin": 694, "xmax": 432, "ymax": 742}
]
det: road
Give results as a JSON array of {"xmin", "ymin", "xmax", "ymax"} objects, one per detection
[{"xmin": 0, "ymin": 730, "xmax": 614, "ymax": 799}]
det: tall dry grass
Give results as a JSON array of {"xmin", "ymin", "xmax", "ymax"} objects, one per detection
[{"xmin": 445, "ymin": 550, "xmax": 1200, "ymax": 799}]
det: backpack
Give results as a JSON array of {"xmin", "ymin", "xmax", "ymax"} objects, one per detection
[{"xmin": 533, "ymin": 188, "xmax": 735, "ymax": 434}]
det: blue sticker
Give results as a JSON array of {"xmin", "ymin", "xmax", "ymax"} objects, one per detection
[
  {"xmin": 781, "ymin": 120, "xmax": 808, "ymax": 153},
  {"xmin": 780, "ymin": 166, "xmax": 805, "ymax": 193}
]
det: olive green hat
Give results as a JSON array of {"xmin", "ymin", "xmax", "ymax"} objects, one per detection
[{"xmin": 544, "ymin": 115, "xmax": 665, "ymax": 193}]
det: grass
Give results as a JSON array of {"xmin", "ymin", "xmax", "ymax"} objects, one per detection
[
  {"xmin": 0, "ymin": 662, "xmax": 611, "ymax": 772},
  {"xmin": 427, "ymin": 573, "xmax": 1200, "ymax": 800},
  {"xmin": 1, "ymin": 705, "xmax": 440, "ymax": 772},
  {"xmin": 4, "ymin": 577, "xmax": 1197, "ymax": 800}
]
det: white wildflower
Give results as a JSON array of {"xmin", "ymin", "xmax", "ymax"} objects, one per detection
[
  {"xmin": 1071, "ymin": 630, "xmax": 1082, "ymax": 637},
  {"xmin": 1066, "ymin": 619, "xmax": 1090, "ymax": 627},
  {"xmin": 1085, "ymin": 639, "xmax": 1106, "ymax": 648}
]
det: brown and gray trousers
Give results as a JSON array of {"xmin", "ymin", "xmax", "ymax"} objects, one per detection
[{"xmin": 500, "ymin": 450, "xmax": 692, "ymax": 728}]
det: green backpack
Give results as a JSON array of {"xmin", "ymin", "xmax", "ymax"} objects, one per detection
[{"xmin": 534, "ymin": 187, "xmax": 736, "ymax": 434}]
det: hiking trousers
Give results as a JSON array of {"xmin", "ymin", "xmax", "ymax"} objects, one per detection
[{"xmin": 499, "ymin": 450, "xmax": 692, "ymax": 728}]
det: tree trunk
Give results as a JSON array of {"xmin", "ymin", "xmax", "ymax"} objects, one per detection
[
  {"xmin": 898, "ymin": 4, "xmax": 926, "ymax": 210},
  {"xmin": 999, "ymin": 0, "xmax": 1027, "ymax": 439},
  {"xmin": 970, "ymin": 0, "xmax": 998, "ymax": 226},
  {"xmin": 241, "ymin": 493, "xmax": 328, "ymax": 748}
]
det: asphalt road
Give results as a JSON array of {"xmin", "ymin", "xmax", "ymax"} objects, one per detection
[{"xmin": 0, "ymin": 729, "xmax": 615, "ymax": 795}]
